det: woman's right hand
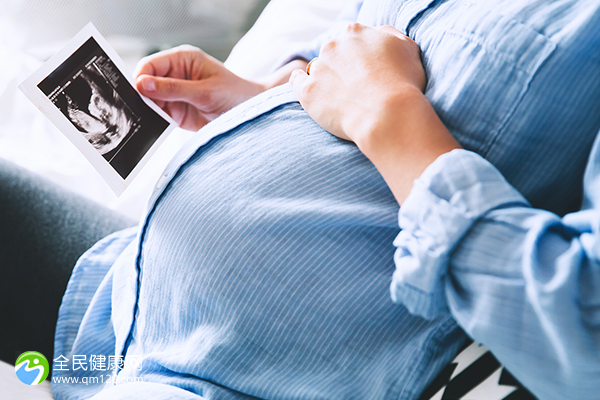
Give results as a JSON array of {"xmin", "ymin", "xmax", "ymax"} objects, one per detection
[
  {"xmin": 135, "ymin": 45, "xmax": 267, "ymax": 131},
  {"xmin": 290, "ymin": 23, "xmax": 461, "ymax": 204}
]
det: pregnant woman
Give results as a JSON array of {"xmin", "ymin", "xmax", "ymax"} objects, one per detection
[{"xmin": 1, "ymin": 1, "xmax": 599, "ymax": 399}]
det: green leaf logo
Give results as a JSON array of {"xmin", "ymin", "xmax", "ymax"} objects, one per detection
[{"xmin": 15, "ymin": 351, "xmax": 49, "ymax": 385}]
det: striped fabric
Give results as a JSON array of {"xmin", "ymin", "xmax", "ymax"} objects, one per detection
[
  {"xmin": 296, "ymin": 0, "xmax": 600, "ymax": 215},
  {"xmin": 393, "ymin": 148, "xmax": 600, "ymax": 399},
  {"xmin": 52, "ymin": 1, "xmax": 600, "ymax": 399}
]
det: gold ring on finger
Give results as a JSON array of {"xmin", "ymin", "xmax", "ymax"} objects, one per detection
[{"xmin": 306, "ymin": 57, "xmax": 318, "ymax": 75}]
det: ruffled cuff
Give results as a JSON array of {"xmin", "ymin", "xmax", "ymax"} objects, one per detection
[{"xmin": 391, "ymin": 149, "xmax": 528, "ymax": 319}]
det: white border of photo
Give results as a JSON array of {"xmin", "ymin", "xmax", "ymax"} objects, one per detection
[{"xmin": 18, "ymin": 22, "xmax": 176, "ymax": 196}]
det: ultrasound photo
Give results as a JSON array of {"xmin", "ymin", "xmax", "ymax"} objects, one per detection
[{"xmin": 37, "ymin": 37, "xmax": 170, "ymax": 179}]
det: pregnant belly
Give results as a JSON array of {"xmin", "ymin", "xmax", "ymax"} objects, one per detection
[{"xmin": 132, "ymin": 103, "xmax": 455, "ymax": 399}]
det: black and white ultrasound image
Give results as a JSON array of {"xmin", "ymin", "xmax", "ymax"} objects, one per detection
[{"xmin": 38, "ymin": 38, "xmax": 170, "ymax": 179}]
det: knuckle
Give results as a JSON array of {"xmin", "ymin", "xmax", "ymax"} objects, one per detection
[
  {"xmin": 164, "ymin": 79, "xmax": 177, "ymax": 94},
  {"xmin": 137, "ymin": 55, "xmax": 151, "ymax": 67},
  {"xmin": 175, "ymin": 44, "xmax": 198, "ymax": 53},
  {"xmin": 301, "ymin": 79, "xmax": 316, "ymax": 99},
  {"xmin": 378, "ymin": 25, "xmax": 397, "ymax": 34},
  {"xmin": 320, "ymin": 39, "xmax": 337, "ymax": 54},
  {"xmin": 135, "ymin": 56, "xmax": 154, "ymax": 75},
  {"xmin": 158, "ymin": 79, "xmax": 181, "ymax": 98},
  {"xmin": 171, "ymin": 44, "xmax": 202, "ymax": 60},
  {"xmin": 346, "ymin": 22, "xmax": 364, "ymax": 33}
]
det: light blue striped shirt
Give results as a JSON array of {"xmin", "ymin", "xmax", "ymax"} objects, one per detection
[
  {"xmin": 52, "ymin": 1, "xmax": 600, "ymax": 399},
  {"xmin": 393, "ymin": 144, "xmax": 600, "ymax": 400}
]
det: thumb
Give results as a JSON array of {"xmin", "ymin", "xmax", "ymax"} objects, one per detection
[
  {"xmin": 289, "ymin": 69, "xmax": 309, "ymax": 103},
  {"xmin": 136, "ymin": 74, "xmax": 203, "ymax": 104}
]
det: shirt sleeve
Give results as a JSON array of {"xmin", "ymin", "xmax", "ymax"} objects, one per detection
[{"xmin": 391, "ymin": 149, "xmax": 600, "ymax": 400}]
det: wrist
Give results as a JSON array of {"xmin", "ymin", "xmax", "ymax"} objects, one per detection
[
  {"xmin": 354, "ymin": 86, "xmax": 426, "ymax": 156},
  {"xmin": 355, "ymin": 87, "xmax": 461, "ymax": 204}
]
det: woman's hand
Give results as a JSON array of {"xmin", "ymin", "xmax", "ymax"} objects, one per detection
[
  {"xmin": 290, "ymin": 23, "xmax": 461, "ymax": 204},
  {"xmin": 290, "ymin": 24, "xmax": 426, "ymax": 144},
  {"xmin": 135, "ymin": 46, "xmax": 307, "ymax": 131}
]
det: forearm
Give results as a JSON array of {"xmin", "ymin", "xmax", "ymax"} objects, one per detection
[{"xmin": 355, "ymin": 87, "xmax": 461, "ymax": 205}]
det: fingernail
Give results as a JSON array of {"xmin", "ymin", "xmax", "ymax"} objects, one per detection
[{"xmin": 143, "ymin": 78, "xmax": 156, "ymax": 92}]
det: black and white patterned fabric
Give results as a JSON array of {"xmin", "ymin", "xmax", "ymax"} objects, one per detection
[{"xmin": 419, "ymin": 341, "xmax": 537, "ymax": 400}]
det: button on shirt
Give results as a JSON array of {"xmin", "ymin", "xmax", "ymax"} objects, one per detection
[{"xmin": 51, "ymin": 1, "xmax": 600, "ymax": 399}]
